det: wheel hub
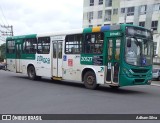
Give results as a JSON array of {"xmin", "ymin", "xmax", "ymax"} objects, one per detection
[{"xmin": 87, "ymin": 76, "xmax": 94, "ymax": 85}]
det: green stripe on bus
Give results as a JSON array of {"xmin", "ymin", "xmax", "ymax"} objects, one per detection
[{"xmin": 6, "ymin": 34, "xmax": 37, "ymax": 40}]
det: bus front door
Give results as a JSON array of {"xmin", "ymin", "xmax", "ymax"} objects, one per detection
[
  {"xmin": 106, "ymin": 38, "xmax": 121, "ymax": 84},
  {"xmin": 15, "ymin": 43, "xmax": 21, "ymax": 73},
  {"xmin": 52, "ymin": 41, "xmax": 63, "ymax": 79}
]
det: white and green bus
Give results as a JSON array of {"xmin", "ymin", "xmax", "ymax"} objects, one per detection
[{"xmin": 6, "ymin": 24, "xmax": 153, "ymax": 89}]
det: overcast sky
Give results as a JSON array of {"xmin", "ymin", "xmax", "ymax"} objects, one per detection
[{"xmin": 0, "ymin": 0, "xmax": 83, "ymax": 40}]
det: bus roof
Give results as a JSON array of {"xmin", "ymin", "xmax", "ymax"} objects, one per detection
[
  {"xmin": 83, "ymin": 25, "xmax": 121, "ymax": 33},
  {"xmin": 83, "ymin": 24, "xmax": 149, "ymax": 33},
  {"xmin": 37, "ymin": 29, "xmax": 83, "ymax": 37},
  {"xmin": 37, "ymin": 24, "xmax": 133, "ymax": 37},
  {"xmin": 6, "ymin": 24, "xmax": 150, "ymax": 40}
]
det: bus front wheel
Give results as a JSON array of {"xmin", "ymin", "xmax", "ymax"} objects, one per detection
[
  {"xmin": 27, "ymin": 66, "xmax": 37, "ymax": 80},
  {"xmin": 84, "ymin": 71, "xmax": 98, "ymax": 90}
]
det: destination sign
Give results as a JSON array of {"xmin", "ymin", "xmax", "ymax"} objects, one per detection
[{"xmin": 126, "ymin": 26, "xmax": 152, "ymax": 39}]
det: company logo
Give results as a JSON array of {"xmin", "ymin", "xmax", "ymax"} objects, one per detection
[
  {"xmin": 37, "ymin": 56, "xmax": 50, "ymax": 64},
  {"xmin": 110, "ymin": 32, "xmax": 121, "ymax": 36}
]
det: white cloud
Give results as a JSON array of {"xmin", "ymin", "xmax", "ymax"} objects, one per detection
[{"xmin": 0, "ymin": 0, "xmax": 83, "ymax": 36}]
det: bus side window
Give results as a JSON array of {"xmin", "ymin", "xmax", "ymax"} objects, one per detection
[
  {"xmin": 84, "ymin": 34, "xmax": 91, "ymax": 53},
  {"xmin": 84, "ymin": 33, "xmax": 104, "ymax": 54},
  {"xmin": 38, "ymin": 37, "xmax": 50, "ymax": 54},
  {"xmin": 23, "ymin": 38, "xmax": 37, "ymax": 54},
  {"xmin": 65, "ymin": 34, "xmax": 82, "ymax": 54},
  {"xmin": 7, "ymin": 40, "xmax": 15, "ymax": 54},
  {"xmin": 96, "ymin": 33, "xmax": 103, "ymax": 53}
]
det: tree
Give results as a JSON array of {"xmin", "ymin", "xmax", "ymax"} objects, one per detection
[{"xmin": 0, "ymin": 43, "xmax": 6, "ymax": 62}]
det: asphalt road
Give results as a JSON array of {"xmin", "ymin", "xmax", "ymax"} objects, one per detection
[{"xmin": 0, "ymin": 70, "xmax": 160, "ymax": 123}]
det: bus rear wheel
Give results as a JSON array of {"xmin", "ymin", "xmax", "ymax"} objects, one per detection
[
  {"xmin": 27, "ymin": 66, "xmax": 37, "ymax": 80},
  {"xmin": 84, "ymin": 71, "xmax": 98, "ymax": 90}
]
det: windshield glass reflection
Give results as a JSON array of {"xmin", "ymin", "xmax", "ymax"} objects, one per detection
[{"xmin": 125, "ymin": 37, "xmax": 153, "ymax": 66}]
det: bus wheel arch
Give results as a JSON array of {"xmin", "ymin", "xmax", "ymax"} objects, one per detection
[
  {"xmin": 82, "ymin": 68, "xmax": 99, "ymax": 89},
  {"xmin": 27, "ymin": 64, "xmax": 37, "ymax": 80}
]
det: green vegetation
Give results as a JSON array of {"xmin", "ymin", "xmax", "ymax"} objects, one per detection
[{"xmin": 0, "ymin": 43, "xmax": 6, "ymax": 62}]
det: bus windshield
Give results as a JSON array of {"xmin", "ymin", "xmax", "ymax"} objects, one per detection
[{"xmin": 125, "ymin": 36, "xmax": 153, "ymax": 66}]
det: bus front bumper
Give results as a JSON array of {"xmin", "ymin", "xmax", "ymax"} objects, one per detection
[{"xmin": 118, "ymin": 74, "xmax": 152, "ymax": 87}]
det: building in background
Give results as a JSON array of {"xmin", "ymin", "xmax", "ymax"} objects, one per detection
[{"xmin": 83, "ymin": 0, "xmax": 160, "ymax": 64}]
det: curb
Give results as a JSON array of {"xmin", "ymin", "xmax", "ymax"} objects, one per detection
[{"xmin": 151, "ymin": 83, "xmax": 160, "ymax": 87}]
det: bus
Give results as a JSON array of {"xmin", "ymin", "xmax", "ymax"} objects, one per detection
[{"xmin": 6, "ymin": 24, "xmax": 153, "ymax": 89}]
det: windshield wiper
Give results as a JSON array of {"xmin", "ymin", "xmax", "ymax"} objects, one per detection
[{"xmin": 132, "ymin": 36, "xmax": 140, "ymax": 46}]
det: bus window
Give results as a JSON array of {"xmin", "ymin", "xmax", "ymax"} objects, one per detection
[
  {"xmin": 115, "ymin": 39, "xmax": 121, "ymax": 60},
  {"xmin": 23, "ymin": 38, "xmax": 37, "ymax": 54},
  {"xmin": 53, "ymin": 43, "xmax": 57, "ymax": 58},
  {"xmin": 38, "ymin": 37, "xmax": 50, "ymax": 54},
  {"xmin": 58, "ymin": 42, "xmax": 62, "ymax": 59},
  {"xmin": 108, "ymin": 39, "xmax": 112, "ymax": 60},
  {"xmin": 7, "ymin": 40, "xmax": 15, "ymax": 54},
  {"xmin": 65, "ymin": 34, "xmax": 82, "ymax": 54},
  {"xmin": 84, "ymin": 33, "xmax": 104, "ymax": 54}
]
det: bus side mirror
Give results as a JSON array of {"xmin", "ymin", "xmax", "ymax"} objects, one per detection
[{"xmin": 127, "ymin": 38, "xmax": 131, "ymax": 47}]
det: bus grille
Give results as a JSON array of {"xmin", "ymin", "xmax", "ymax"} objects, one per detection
[
  {"xmin": 131, "ymin": 69, "xmax": 149, "ymax": 73},
  {"xmin": 134, "ymin": 79, "xmax": 145, "ymax": 83},
  {"xmin": 133, "ymin": 75, "xmax": 146, "ymax": 78}
]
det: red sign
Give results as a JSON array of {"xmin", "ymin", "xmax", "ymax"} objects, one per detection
[{"xmin": 68, "ymin": 59, "xmax": 73, "ymax": 66}]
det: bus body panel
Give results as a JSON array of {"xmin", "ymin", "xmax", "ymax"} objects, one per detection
[
  {"xmin": 6, "ymin": 24, "xmax": 153, "ymax": 88},
  {"xmin": 81, "ymin": 65, "xmax": 106, "ymax": 85},
  {"xmin": 62, "ymin": 54, "xmax": 82, "ymax": 81},
  {"xmin": 36, "ymin": 54, "xmax": 51, "ymax": 77},
  {"xmin": 21, "ymin": 59, "xmax": 35, "ymax": 74},
  {"xmin": 7, "ymin": 59, "xmax": 16, "ymax": 72}
]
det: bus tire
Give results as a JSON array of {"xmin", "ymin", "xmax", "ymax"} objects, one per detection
[
  {"xmin": 84, "ymin": 71, "xmax": 98, "ymax": 90},
  {"xmin": 27, "ymin": 66, "xmax": 37, "ymax": 80}
]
